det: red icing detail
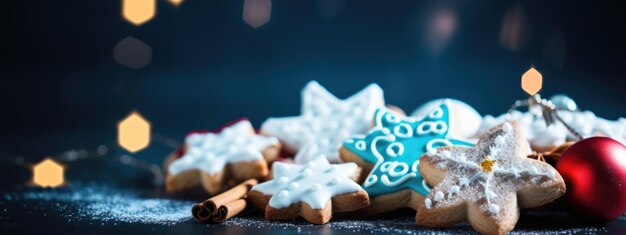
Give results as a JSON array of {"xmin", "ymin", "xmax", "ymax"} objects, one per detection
[{"xmin": 175, "ymin": 147, "xmax": 185, "ymax": 159}]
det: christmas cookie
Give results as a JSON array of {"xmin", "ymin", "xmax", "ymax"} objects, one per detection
[
  {"xmin": 164, "ymin": 119, "xmax": 281, "ymax": 194},
  {"xmin": 411, "ymin": 98, "xmax": 482, "ymax": 140},
  {"xmin": 416, "ymin": 121, "xmax": 566, "ymax": 235},
  {"xmin": 478, "ymin": 95, "xmax": 626, "ymax": 152},
  {"xmin": 247, "ymin": 151, "xmax": 369, "ymax": 224},
  {"xmin": 479, "ymin": 110, "xmax": 568, "ymax": 152},
  {"xmin": 261, "ymin": 80, "xmax": 384, "ymax": 163},
  {"xmin": 340, "ymin": 101, "xmax": 473, "ymax": 214}
]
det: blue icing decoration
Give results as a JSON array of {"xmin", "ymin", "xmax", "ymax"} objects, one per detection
[{"xmin": 343, "ymin": 102, "xmax": 473, "ymax": 197}]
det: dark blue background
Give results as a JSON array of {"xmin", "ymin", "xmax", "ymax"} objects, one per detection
[{"xmin": 2, "ymin": 0, "xmax": 625, "ymax": 162}]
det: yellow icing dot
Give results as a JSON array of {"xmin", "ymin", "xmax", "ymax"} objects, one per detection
[{"xmin": 480, "ymin": 156, "xmax": 497, "ymax": 172}]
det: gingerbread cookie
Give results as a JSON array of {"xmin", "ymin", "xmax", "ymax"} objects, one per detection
[
  {"xmin": 247, "ymin": 152, "xmax": 369, "ymax": 224},
  {"xmin": 416, "ymin": 121, "xmax": 566, "ymax": 235},
  {"xmin": 340, "ymin": 101, "xmax": 472, "ymax": 214},
  {"xmin": 164, "ymin": 119, "xmax": 281, "ymax": 194},
  {"xmin": 261, "ymin": 80, "xmax": 385, "ymax": 163}
]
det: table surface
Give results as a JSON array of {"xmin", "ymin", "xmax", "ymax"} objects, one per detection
[{"xmin": 1, "ymin": 152, "xmax": 625, "ymax": 235}]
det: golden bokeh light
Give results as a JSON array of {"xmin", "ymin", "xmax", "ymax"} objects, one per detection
[
  {"xmin": 122, "ymin": 0, "xmax": 156, "ymax": 26},
  {"xmin": 168, "ymin": 0, "xmax": 184, "ymax": 6},
  {"xmin": 118, "ymin": 112, "xmax": 151, "ymax": 153},
  {"xmin": 521, "ymin": 67, "xmax": 543, "ymax": 95},
  {"xmin": 32, "ymin": 158, "xmax": 65, "ymax": 188}
]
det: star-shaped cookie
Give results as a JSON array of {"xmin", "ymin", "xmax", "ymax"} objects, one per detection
[
  {"xmin": 416, "ymin": 121, "xmax": 565, "ymax": 235},
  {"xmin": 261, "ymin": 80, "xmax": 385, "ymax": 163},
  {"xmin": 165, "ymin": 119, "xmax": 281, "ymax": 194},
  {"xmin": 340, "ymin": 101, "xmax": 472, "ymax": 213},
  {"xmin": 247, "ymin": 152, "xmax": 369, "ymax": 224}
]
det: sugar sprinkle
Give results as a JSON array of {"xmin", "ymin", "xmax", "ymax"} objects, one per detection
[
  {"xmin": 1, "ymin": 185, "xmax": 613, "ymax": 234},
  {"xmin": 3, "ymin": 184, "xmax": 194, "ymax": 225}
]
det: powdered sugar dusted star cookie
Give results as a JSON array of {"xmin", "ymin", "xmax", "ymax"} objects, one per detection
[
  {"xmin": 416, "ymin": 121, "xmax": 565, "ymax": 235},
  {"xmin": 261, "ymin": 80, "xmax": 384, "ymax": 163},
  {"xmin": 247, "ymin": 152, "xmax": 369, "ymax": 224},
  {"xmin": 340, "ymin": 101, "xmax": 473, "ymax": 214},
  {"xmin": 164, "ymin": 119, "xmax": 281, "ymax": 194}
]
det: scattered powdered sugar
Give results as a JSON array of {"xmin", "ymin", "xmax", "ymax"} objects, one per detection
[
  {"xmin": 221, "ymin": 216, "xmax": 473, "ymax": 234},
  {"xmin": 3, "ymin": 184, "xmax": 195, "ymax": 225},
  {"xmin": 220, "ymin": 215, "xmax": 606, "ymax": 235},
  {"xmin": 0, "ymin": 184, "xmax": 615, "ymax": 234}
]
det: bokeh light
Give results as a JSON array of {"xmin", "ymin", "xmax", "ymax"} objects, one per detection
[
  {"xmin": 32, "ymin": 158, "xmax": 65, "ymax": 188},
  {"xmin": 499, "ymin": 4, "xmax": 528, "ymax": 52},
  {"xmin": 113, "ymin": 36, "xmax": 153, "ymax": 69},
  {"xmin": 122, "ymin": 0, "xmax": 156, "ymax": 26},
  {"xmin": 168, "ymin": 0, "xmax": 184, "ymax": 7},
  {"xmin": 423, "ymin": 7, "xmax": 457, "ymax": 56},
  {"xmin": 243, "ymin": 0, "xmax": 272, "ymax": 28},
  {"xmin": 522, "ymin": 68, "xmax": 543, "ymax": 96},
  {"xmin": 118, "ymin": 112, "xmax": 151, "ymax": 153}
]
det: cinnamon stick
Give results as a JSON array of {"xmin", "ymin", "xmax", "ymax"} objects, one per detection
[
  {"xmin": 191, "ymin": 203, "xmax": 212, "ymax": 222},
  {"xmin": 527, "ymin": 141, "xmax": 575, "ymax": 166},
  {"xmin": 203, "ymin": 179, "xmax": 257, "ymax": 215},
  {"xmin": 192, "ymin": 178, "xmax": 257, "ymax": 222},
  {"xmin": 213, "ymin": 199, "xmax": 247, "ymax": 222}
]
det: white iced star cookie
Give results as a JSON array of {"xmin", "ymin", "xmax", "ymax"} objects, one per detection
[
  {"xmin": 164, "ymin": 119, "xmax": 281, "ymax": 194},
  {"xmin": 261, "ymin": 80, "xmax": 385, "ymax": 163},
  {"xmin": 247, "ymin": 151, "xmax": 370, "ymax": 224},
  {"xmin": 416, "ymin": 122, "xmax": 565, "ymax": 235}
]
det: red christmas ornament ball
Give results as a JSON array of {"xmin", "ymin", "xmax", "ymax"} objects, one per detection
[{"xmin": 556, "ymin": 137, "xmax": 626, "ymax": 222}]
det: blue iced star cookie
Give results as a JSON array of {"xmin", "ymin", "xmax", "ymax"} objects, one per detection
[{"xmin": 342, "ymin": 101, "xmax": 473, "ymax": 198}]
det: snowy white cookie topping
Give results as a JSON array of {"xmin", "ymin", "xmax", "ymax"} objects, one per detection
[
  {"xmin": 168, "ymin": 120, "xmax": 278, "ymax": 175},
  {"xmin": 251, "ymin": 152, "xmax": 362, "ymax": 209},
  {"xmin": 261, "ymin": 81, "xmax": 384, "ymax": 163}
]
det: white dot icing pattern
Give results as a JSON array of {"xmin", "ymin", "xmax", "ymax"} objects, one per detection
[
  {"xmin": 423, "ymin": 122, "xmax": 561, "ymax": 215},
  {"xmin": 168, "ymin": 120, "xmax": 278, "ymax": 175},
  {"xmin": 260, "ymin": 81, "xmax": 385, "ymax": 163},
  {"xmin": 251, "ymin": 155, "xmax": 362, "ymax": 209}
]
